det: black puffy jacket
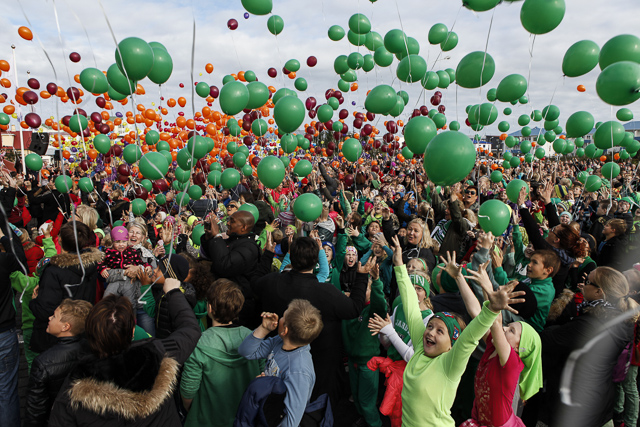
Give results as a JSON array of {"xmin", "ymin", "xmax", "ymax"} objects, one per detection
[
  {"xmin": 24, "ymin": 336, "xmax": 88, "ymax": 427},
  {"xmin": 30, "ymin": 248, "xmax": 103, "ymax": 353}
]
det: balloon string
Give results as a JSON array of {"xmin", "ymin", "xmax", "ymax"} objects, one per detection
[
  {"xmin": 10, "ymin": 47, "xmax": 27, "ymax": 176},
  {"xmin": 525, "ymin": 34, "xmax": 536, "ymax": 114},
  {"xmin": 393, "ymin": 0, "xmax": 411, "ymax": 81},
  {"xmin": 62, "ymin": 0, "xmax": 99, "ymax": 69},
  {"xmin": 429, "ymin": 5, "xmax": 462, "ymax": 72},
  {"xmin": 477, "ymin": 7, "xmax": 496, "ymax": 102},
  {"xmin": 229, "ymin": 32, "xmax": 244, "ymax": 74}
]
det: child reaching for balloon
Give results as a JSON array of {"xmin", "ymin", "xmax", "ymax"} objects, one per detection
[
  {"xmin": 439, "ymin": 253, "xmax": 542, "ymax": 427},
  {"xmin": 389, "ymin": 235, "xmax": 525, "ymax": 427}
]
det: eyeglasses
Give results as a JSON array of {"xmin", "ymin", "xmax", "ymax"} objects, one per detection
[
  {"xmin": 464, "ymin": 190, "xmax": 477, "ymax": 196},
  {"xmin": 585, "ymin": 279, "xmax": 600, "ymax": 289},
  {"xmin": 228, "ymin": 204, "xmax": 238, "ymax": 209}
]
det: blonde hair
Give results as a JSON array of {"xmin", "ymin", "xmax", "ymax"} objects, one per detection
[
  {"xmin": 58, "ymin": 299, "xmax": 93, "ymax": 335},
  {"xmin": 412, "ymin": 270, "xmax": 433, "ymax": 311},
  {"xmin": 405, "ymin": 218, "xmax": 439, "ymax": 252},
  {"xmin": 594, "ymin": 267, "xmax": 639, "ymax": 322},
  {"xmin": 284, "ymin": 299, "xmax": 324, "ymax": 346},
  {"xmin": 76, "ymin": 205, "xmax": 99, "ymax": 230}
]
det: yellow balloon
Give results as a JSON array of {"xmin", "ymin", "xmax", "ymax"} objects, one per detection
[
  {"xmin": 151, "ymin": 102, "xmax": 155, "ymax": 106},
  {"xmin": 11, "ymin": 113, "xmax": 17, "ymax": 119},
  {"xmin": 199, "ymin": 73, "xmax": 202, "ymax": 76}
]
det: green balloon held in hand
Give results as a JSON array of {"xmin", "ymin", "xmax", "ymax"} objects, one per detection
[
  {"xmin": 601, "ymin": 162, "xmax": 621, "ymax": 179},
  {"xmin": 267, "ymin": 15, "xmax": 284, "ymax": 35},
  {"xmin": 78, "ymin": 177, "xmax": 94, "ymax": 193},
  {"xmin": 328, "ymin": 25, "xmax": 345, "ymax": 41},
  {"xmin": 342, "ymin": 138, "xmax": 363, "ymax": 162},
  {"xmin": 79, "ymin": 68, "xmax": 109, "ymax": 94},
  {"xmin": 241, "ymin": 0, "xmax": 272, "ymax": 15},
  {"xmin": 55, "ymin": 175, "xmax": 73, "ymax": 194},
  {"xmin": 274, "ymin": 96, "xmax": 305, "ymax": 133},
  {"xmin": 365, "ymin": 85, "xmax": 397, "ymax": 114},
  {"xmin": 115, "ymin": 37, "xmax": 154, "ymax": 81},
  {"xmin": 596, "ymin": 61, "xmax": 640, "ymax": 106},
  {"xmin": 506, "ymin": 179, "xmax": 529, "ymax": 204},
  {"xmin": 478, "ymin": 200, "xmax": 510, "ymax": 236},
  {"xmin": 220, "ymin": 168, "xmax": 241, "ymax": 190},
  {"xmin": 139, "ymin": 152, "xmax": 169, "ymax": 180},
  {"xmin": 584, "ymin": 175, "xmax": 602, "ymax": 192},
  {"xmin": 192, "ymin": 224, "xmax": 205, "ymax": 246},
  {"xmin": 520, "ymin": 0, "xmax": 566, "ymax": 35},
  {"xmin": 293, "ymin": 193, "xmax": 323, "ymax": 222},
  {"xmin": 257, "ymin": 156, "xmax": 285, "ymax": 189},
  {"xmin": 565, "ymin": 111, "xmax": 594, "ymax": 138},
  {"xmin": 147, "ymin": 47, "xmax": 173, "ymax": 85},
  {"xmin": 456, "ymin": 52, "xmax": 495, "ymax": 88},
  {"xmin": 599, "ymin": 34, "xmax": 640, "ymax": 71},
  {"xmin": 219, "ymin": 81, "xmax": 249, "ymax": 116},
  {"xmin": 131, "ymin": 198, "xmax": 147, "ymax": 216},
  {"xmin": 423, "ymin": 132, "xmax": 476, "ymax": 186},
  {"xmin": 496, "ymin": 74, "xmax": 528, "ymax": 102},
  {"xmin": 25, "ymin": 153, "xmax": 43, "ymax": 171},
  {"xmin": 562, "ymin": 40, "xmax": 600, "ymax": 77}
]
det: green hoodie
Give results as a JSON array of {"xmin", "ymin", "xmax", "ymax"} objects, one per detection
[{"xmin": 180, "ymin": 325, "xmax": 263, "ymax": 427}]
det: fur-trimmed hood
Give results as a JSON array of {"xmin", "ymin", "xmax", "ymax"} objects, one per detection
[
  {"xmin": 67, "ymin": 343, "xmax": 179, "ymax": 421},
  {"xmin": 50, "ymin": 247, "xmax": 103, "ymax": 269}
]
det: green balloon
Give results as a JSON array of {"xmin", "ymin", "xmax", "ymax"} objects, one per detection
[
  {"xmin": 187, "ymin": 136, "xmax": 209, "ymax": 159},
  {"xmin": 362, "ymin": 54, "xmax": 375, "ymax": 72},
  {"xmin": 384, "ymin": 29, "xmax": 408, "ymax": 54},
  {"xmin": 293, "ymin": 193, "xmax": 323, "ymax": 222},
  {"xmin": 244, "ymin": 70, "xmax": 257, "ymax": 82},
  {"xmin": 280, "ymin": 134, "xmax": 298, "ymax": 154},
  {"xmin": 562, "ymin": 40, "xmax": 600, "ymax": 77},
  {"xmin": 257, "ymin": 156, "xmax": 285, "ymax": 189},
  {"xmin": 364, "ymin": 32, "xmax": 384, "ymax": 51},
  {"xmin": 565, "ymin": 111, "xmax": 594, "ymax": 138},
  {"xmin": 505, "ymin": 136, "xmax": 517, "ymax": 148},
  {"xmin": 147, "ymin": 47, "xmax": 173, "ymax": 85},
  {"xmin": 544, "ymin": 119, "xmax": 559, "ymax": 131},
  {"xmin": 293, "ymin": 159, "xmax": 313, "ymax": 177},
  {"xmin": 348, "ymin": 13, "xmax": 371, "ymax": 35},
  {"xmin": 520, "ymin": 0, "xmax": 565, "ymax": 35},
  {"xmin": 620, "ymin": 132, "xmax": 635, "ymax": 148},
  {"xmin": 490, "ymin": 170, "xmax": 503, "ymax": 183},
  {"xmin": 317, "ymin": 104, "xmax": 334, "ymax": 123},
  {"xmin": 188, "ymin": 185, "xmax": 203, "ymax": 200},
  {"xmin": 332, "ymin": 121, "xmax": 344, "ymax": 132},
  {"xmin": 155, "ymin": 194, "xmax": 166, "ymax": 205},
  {"xmin": 421, "ymin": 71, "xmax": 440, "ymax": 90},
  {"xmin": 535, "ymin": 147, "xmax": 546, "ymax": 159},
  {"xmin": 584, "ymin": 175, "xmax": 602, "ymax": 192},
  {"xmin": 328, "ymin": 25, "xmax": 345, "ymax": 41},
  {"xmin": 433, "ymin": 113, "xmax": 447, "ymax": 129},
  {"xmin": 576, "ymin": 171, "xmax": 588, "ymax": 184},
  {"xmin": 115, "ymin": 37, "xmax": 154, "ymax": 81},
  {"xmin": 79, "ymin": 68, "xmax": 109, "ymax": 94},
  {"xmin": 174, "ymin": 167, "xmax": 190, "ymax": 183},
  {"xmin": 280, "ymin": 157, "xmax": 290, "ymax": 168},
  {"xmin": 238, "ymin": 203, "xmax": 259, "ymax": 223},
  {"xmin": 374, "ymin": 46, "xmax": 394, "ymax": 67},
  {"xmin": 486, "ymin": 88, "xmax": 497, "ymax": 102},
  {"xmin": 233, "ymin": 152, "xmax": 247, "ymax": 168},
  {"xmin": 456, "ymin": 51, "xmax": 495, "ymax": 88},
  {"xmin": 210, "ymin": 162, "xmax": 222, "ymax": 172},
  {"xmin": 145, "ymin": 130, "xmax": 160, "ymax": 145},
  {"xmin": 241, "ymin": 0, "xmax": 272, "ymax": 15},
  {"xmin": 131, "ymin": 198, "xmax": 147, "ymax": 216},
  {"xmin": 94, "ymin": 134, "xmax": 111, "ymax": 154},
  {"xmin": 387, "ymin": 96, "xmax": 405, "ymax": 117},
  {"xmin": 68, "ymin": 114, "xmax": 88, "ymax": 134},
  {"xmin": 175, "ymin": 191, "xmax": 189, "ymax": 206},
  {"xmin": 601, "ymin": 162, "xmax": 621, "ymax": 179},
  {"xmin": 207, "ymin": 170, "xmax": 222, "ymax": 186},
  {"xmin": 440, "ymin": 32, "xmax": 458, "ymax": 51},
  {"xmin": 348, "ymin": 52, "xmax": 364, "ymax": 70},
  {"xmin": 504, "ymin": 152, "xmax": 514, "ymax": 162},
  {"xmin": 226, "ymin": 141, "xmax": 238, "ymax": 155},
  {"xmin": 594, "ymin": 121, "xmax": 625, "ymax": 149},
  {"xmin": 334, "ymin": 55, "xmax": 350, "ymax": 75},
  {"xmin": 401, "ymin": 146, "xmax": 414, "ymax": 159},
  {"xmin": 242, "ymin": 164, "xmax": 253, "ymax": 177},
  {"xmin": 285, "ymin": 59, "xmax": 300, "ymax": 73},
  {"xmin": 436, "ymin": 70, "xmax": 451, "ymax": 89},
  {"xmin": 541, "ymin": 105, "xmax": 560, "ymax": 121},
  {"xmin": 192, "ymin": 224, "xmax": 205, "ymax": 246},
  {"xmin": 575, "ymin": 137, "xmax": 585, "ymax": 147},
  {"xmin": 25, "ymin": 153, "xmax": 43, "ymax": 171},
  {"xmin": 195, "ymin": 82, "xmax": 210, "ymax": 98},
  {"xmin": 617, "ymin": 108, "xmax": 634, "ymax": 121},
  {"xmin": 365, "ymin": 85, "xmax": 397, "ymax": 114},
  {"xmin": 529, "ymin": 110, "xmax": 542, "ymax": 121},
  {"xmin": 502, "ymin": 160, "xmax": 511, "ymax": 170},
  {"xmin": 251, "ymin": 118, "xmax": 268, "ymax": 136},
  {"xmin": 139, "ymin": 152, "xmax": 169, "ymax": 180},
  {"xmin": 274, "ymin": 96, "xmax": 305, "ymax": 133},
  {"xmin": 123, "ymin": 144, "xmax": 142, "ymax": 164},
  {"xmin": 156, "ymin": 140, "xmax": 170, "ymax": 152},
  {"xmin": 575, "ymin": 148, "xmax": 585, "ymax": 157},
  {"xmin": 552, "ymin": 138, "xmax": 566, "ymax": 154},
  {"xmin": 78, "ymin": 177, "xmax": 94, "ymax": 193},
  {"xmin": 0, "ymin": 112, "xmax": 9, "ymax": 125},
  {"xmin": 503, "ymin": 107, "xmax": 512, "ymax": 116},
  {"xmin": 520, "ymin": 140, "xmax": 532, "ymax": 154},
  {"xmin": 220, "ymin": 168, "xmax": 241, "ymax": 190},
  {"xmin": 107, "ymin": 85, "xmax": 127, "ymax": 101},
  {"xmin": 395, "ymin": 37, "xmax": 420, "ymax": 60},
  {"xmin": 584, "ymin": 143, "xmax": 597, "ymax": 158},
  {"xmin": 340, "ymin": 70, "xmax": 358, "ymax": 83},
  {"xmin": 55, "ymin": 175, "xmax": 73, "ymax": 194},
  {"xmin": 428, "ymin": 23, "xmax": 448, "ymax": 44},
  {"xmin": 506, "ymin": 179, "xmax": 529, "ymax": 203},
  {"xmin": 222, "ymin": 75, "xmax": 235, "ymax": 85},
  {"xmin": 342, "ymin": 138, "xmax": 363, "ymax": 162},
  {"xmin": 219, "ymin": 81, "xmax": 249, "ymax": 116},
  {"xmin": 496, "ymin": 74, "xmax": 528, "ymax": 102},
  {"xmin": 449, "ymin": 121, "xmax": 461, "ymax": 131},
  {"xmin": 599, "ymin": 34, "xmax": 640, "ymax": 70},
  {"xmin": 619, "ymin": 149, "xmax": 630, "ymax": 160},
  {"xmin": 464, "ymin": 0, "xmax": 500, "ymax": 11},
  {"xmin": 347, "ymin": 30, "xmax": 367, "ymax": 46},
  {"xmin": 267, "ymin": 15, "xmax": 284, "ymax": 35},
  {"xmin": 396, "ymin": 90, "xmax": 409, "ymax": 105},
  {"xmin": 246, "ymin": 81, "xmax": 270, "ymax": 109},
  {"xmin": 469, "ymin": 103, "xmax": 498, "ymax": 126},
  {"xmin": 337, "ymin": 79, "xmax": 350, "ymax": 92},
  {"xmin": 498, "ymin": 121, "xmax": 510, "ymax": 132},
  {"xmin": 423, "ymin": 132, "xmax": 476, "ymax": 186},
  {"xmin": 596, "ymin": 61, "xmax": 640, "ymax": 106},
  {"xmin": 478, "ymin": 200, "xmax": 510, "ymax": 236}
]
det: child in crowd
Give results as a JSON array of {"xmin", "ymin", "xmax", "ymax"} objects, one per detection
[
  {"xmin": 522, "ymin": 250, "xmax": 560, "ymax": 332},
  {"xmin": 98, "ymin": 226, "xmax": 151, "ymax": 307},
  {"xmin": 342, "ymin": 263, "xmax": 387, "ymax": 427},
  {"xmin": 181, "ymin": 279, "xmax": 262, "ymax": 427},
  {"xmin": 24, "ymin": 299, "xmax": 93, "ymax": 427},
  {"xmin": 238, "ymin": 299, "xmax": 323, "ymax": 427}
]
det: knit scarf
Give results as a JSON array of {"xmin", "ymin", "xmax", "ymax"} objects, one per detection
[
  {"xmin": 431, "ymin": 218, "xmax": 450, "ymax": 246},
  {"xmin": 577, "ymin": 298, "xmax": 615, "ymax": 315}
]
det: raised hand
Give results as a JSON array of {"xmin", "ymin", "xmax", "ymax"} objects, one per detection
[
  {"xmin": 260, "ymin": 312, "xmax": 279, "ymax": 332},
  {"xmin": 439, "ymin": 251, "xmax": 463, "ymax": 279},
  {"xmin": 391, "ymin": 235, "xmax": 403, "ymax": 266},
  {"xmin": 357, "ymin": 256, "xmax": 377, "ymax": 274},
  {"xmin": 265, "ymin": 232, "xmax": 276, "ymax": 253},
  {"xmin": 463, "ymin": 261, "xmax": 493, "ymax": 293},
  {"xmin": 485, "ymin": 280, "xmax": 526, "ymax": 314},
  {"xmin": 368, "ymin": 313, "xmax": 391, "ymax": 336},
  {"xmin": 370, "ymin": 263, "xmax": 380, "ymax": 281}
]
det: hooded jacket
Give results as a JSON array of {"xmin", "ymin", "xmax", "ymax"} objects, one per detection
[
  {"xmin": 48, "ymin": 289, "xmax": 201, "ymax": 427},
  {"xmin": 180, "ymin": 325, "xmax": 261, "ymax": 427},
  {"xmin": 30, "ymin": 248, "xmax": 103, "ymax": 353}
]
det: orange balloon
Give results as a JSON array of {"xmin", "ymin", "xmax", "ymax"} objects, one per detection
[
  {"xmin": 0, "ymin": 78, "xmax": 11, "ymax": 88},
  {"xmin": 600, "ymin": 155, "xmax": 607, "ymax": 162},
  {"xmin": 3, "ymin": 105, "xmax": 15, "ymax": 114},
  {"xmin": 238, "ymin": 71, "xmax": 246, "ymax": 82},
  {"xmin": 145, "ymin": 109, "xmax": 156, "ymax": 120},
  {"xmin": 178, "ymin": 97, "xmax": 187, "ymax": 107},
  {"xmin": 186, "ymin": 119, "xmax": 195, "ymax": 129},
  {"xmin": 87, "ymin": 149, "xmax": 98, "ymax": 160},
  {"xmin": 176, "ymin": 116, "xmax": 187, "ymax": 128},
  {"xmin": 0, "ymin": 60, "xmax": 9, "ymax": 72},
  {"xmin": 205, "ymin": 63, "xmax": 214, "ymax": 74},
  {"xmin": 136, "ymin": 83, "xmax": 145, "ymax": 95},
  {"xmin": 18, "ymin": 26, "xmax": 33, "ymax": 41},
  {"xmin": 350, "ymin": 83, "xmax": 358, "ymax": 91},
  {"xmin": 167, "ymin": 98, "xmax": 177, "ymax": 108},
  {"xmin": 105, "ymin": 102, "xmax": 113, "ymax": 110},
  {"xmin": 74, "ymin": 74, "xmax": 81, "ymax": 84},
  {"xmin": 40, "ymin": 90, "xmax": 51, "ymax": 99},
  {"xmin": 56, "ymin": 86, "xmax": 66, "ymax": 97},
  {"xmin": 288, "ymin": 72, "xmax": 296, "ymax": 79},
  {"xmin": 577, "ymin": 85, "xmax": 586, "ymax": 92}
]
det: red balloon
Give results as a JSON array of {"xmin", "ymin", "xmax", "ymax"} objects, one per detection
[
  {"xmin": 69, "ymin": 52, "xmax": 81, "ymax": 63},
  {"xmin": 117, "ymin": 174, "xmax": 129, "ymax": 184},
  {"xmin": 79, "ymin": 160, "xmax": 89, "ymax": 171},
  {"xmin": 66, "ymin": 87, "xmax": 80, "ymax": 102},
  {"xmin": 227, "ymin": 19, "xmax": 238, "ymax": 30},
  {"xmin": 96, "ymin": 97, "xmax": 106, "ymax": 108},
  {"xmin": 307, "ymin": 56, "xmax": 317, "ymax": 67},
  {"xmin": 209, "ymin": 85, "xmax": 219, "ymax": 98},
  {"xmin": 305, "ymin": 97, "xmax": 316, "ymax": 110},
  {"xmin": 268, "ymin": 67, "xmax": 277, "ymax": 78},
  {"xmin": 24, "ymin": 112, "xmax": 41, "ymax": 128},
  {"xmin": 91, "ymin": 112, "xmax": 102, "ymax": 124},
  {"xmin": 338, "ymin": 109, "xmax": 348, "ymax": 120},
  {"xmin": 153, "ymin": 179, "xmax": 169, "ymax": 193},
  {"xmin": 134, "ymin": 186, "xmax": 149, "ymax": 200},
  {"xmin": 27, "ymin": 78, "xmax": 40, "ymax": 90},
  {"xmin": 22, "ymin": 91, "xmax": 38, "ymax": 105},
  {"xmin": 46, "ymin": 82, "xmax": 58, "ymax": 95}
]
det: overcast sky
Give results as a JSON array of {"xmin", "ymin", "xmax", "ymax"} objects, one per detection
[{"xmin": 1, "ymin": 0, "xmax": 639, "ymax": 138}]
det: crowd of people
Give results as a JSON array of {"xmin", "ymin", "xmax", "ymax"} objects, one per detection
[{"xmin": 0, "ymin": 152, "xmax": 638, "ymax": 427}]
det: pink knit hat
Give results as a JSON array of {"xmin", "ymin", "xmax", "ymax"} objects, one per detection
[{"xmin": 110, "ymin": 226, "xmax": 129, "ymax": 241}]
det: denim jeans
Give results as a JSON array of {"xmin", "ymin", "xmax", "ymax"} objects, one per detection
[
  {"xmin": 137, "ymin": 308, "xmax": 156, "ymax": 337},
  {"xmin": 0, "ymin": 328, "xmax": 20, "ymax": 427},
  {"xmin": 615, "ymin": 364, "xmax": 639, "ymax": 427}
]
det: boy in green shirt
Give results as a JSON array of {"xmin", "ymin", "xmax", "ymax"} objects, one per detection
[{"xmin": 524, "ymin": 249, "xmax": 561, "ymax": 332}]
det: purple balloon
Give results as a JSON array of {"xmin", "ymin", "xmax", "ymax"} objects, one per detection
[
  {"xmin": 24, "ymin": 112, "xmax": 41, "ymax": 128},
  {"xmin": 95, "ymin": 96, "xmax": 106, "ymax": 108},
  {"xmin": 46, "ymin": 82, "xmax": 58, "ymax": 95},
  {"xmin": 267, "ymin": 67, "xmax": 277, "ymax": 78},
  {"xmin": 351, "ymin": 101, "xmax": 356, "ymax": 106},
  {"xmin": 305, "ymin": 97, "xmax": 316, "ymax": 110},
  {"xmin": 27, "ymin": 78, "xmax": 40, "ymax": 90},
  {"xmin": 90, "ymin": 112, "xmax": 102, "ymax": 124},
  {"xmin": 115, "ymin": 112, "xmax": 123, "ymax": 118},
  {"xmin": 69, "ymin": 52, "xmax": 81, "ymax": 63},
  {"xmin": 209, "ymin": 85, "xmax": 219, "ymax": 98},
  {"xmin": 227, "ymin": 19, "xmax": 238, "ymax": 30},
  {"xmin": 307, "ymin": 56, "xmax": 317, "ymax": 67},
  {"xmin": 244, "ymin": 12, "xmax": 250, "ymax": 19},
  {"xmin": 22, "ymin": 91, "xmax": 38, "ymax": 105}
]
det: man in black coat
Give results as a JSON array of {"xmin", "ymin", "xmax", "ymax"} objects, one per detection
[
  {"xmin": 201, "ymin": 210, "xmax": 261, "ymax": 328},
  {"xmin": 251, "ymin": 235, "xmax": 373, "ymax": 406}
]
